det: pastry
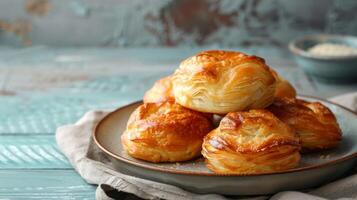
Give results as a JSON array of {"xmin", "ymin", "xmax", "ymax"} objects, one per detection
[
  {"xmin": 275, "ymin": 79, "xmax": 296, "ymax": 99},
  {"xmin": 267, "ymin": 98, "xmax": 342, "ymax": 152},
  {"xmin": 121, "ymin": 102, "xmax": 213, "ymax": 163},
  {"xmin": 269, "ymin": 69, "xmax": 296, "ymax": 99},
  {"xmin": 143, "ymin": 75, "xmax": 175, "ymax": 103},
  {"xmin": 172, "ymin": 50, "xmax": 277, "ymax": 114},
  {"xmin": 202, "ymin": 109, "xmax": 300, "ymax": 174}
]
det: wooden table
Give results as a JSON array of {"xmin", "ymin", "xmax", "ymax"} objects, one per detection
[{"xmin": 0, "ymin": 46, "xmax": 356, "ymax": 199}]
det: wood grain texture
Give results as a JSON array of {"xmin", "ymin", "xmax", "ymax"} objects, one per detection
[
  {"xmin": 0, "ymin": 135, "xmax": 70, "ymax": 169},
  {"xmin": 0, "ymin": 170, "xmax": 95, "ymax": 199},
  {"xmin": 0, "ymin": 47, "xmax": 356, "ymax": 134}
]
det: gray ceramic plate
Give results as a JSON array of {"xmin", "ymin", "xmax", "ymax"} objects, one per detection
[{"xmin": 94, "ymin": 96, "xmax": 357, "ymax": 195}]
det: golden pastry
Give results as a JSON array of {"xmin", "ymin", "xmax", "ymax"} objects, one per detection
[
  {"xmin": 269, "ymin": 69, "xmax": 296, "ymax": 99},
  {"xmin": 121, "ymin": 102, "xmax": 213, "ymax": 163},
  {"xmin": 172, "ymin": 50, "xmax": 277, "ymax": 114},
  {"xmin": 143, "ymin": 75, "xmax": 175, "ymax": 103},
  {"xmin": 267, "ymin": 98, "xmax": 342, "ymax": 152},
  {"xmin": 275, "ymin": 79, "xmax": 296, "ymax": 99},
  {"xmin": 202, "ymin": 109, "xmax": 300, "ymax": 174}
]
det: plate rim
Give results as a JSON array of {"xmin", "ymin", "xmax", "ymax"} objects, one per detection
[{"xmin": 93, "ymin": 95, "xmax": 357, "ymax": 177}]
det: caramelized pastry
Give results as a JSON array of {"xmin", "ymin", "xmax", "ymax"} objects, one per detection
[
  {"xmin": 269, "ymin": 69, "xmax": 296, "ymax": 99},
  {"xmin": 202, "ymin": 109, "xmax": 300, "ymax": 174},
  {"xmin": 267, "ymin": 98, "xmax": 342, "ymax": 152},
  {"xmin": 275, "ymin": 79, "xmax": 296, "ymax": 99},
  {"xmin": 172, "ymin": 50, "xmax": 277, "ymax": 114},
  {"xmin": 121, "ymin": 102, "xmax": 213, "ymax": 163},
  {"xmin": 143, "ymin": 75, "xmax": 175, "ymax": 103}
]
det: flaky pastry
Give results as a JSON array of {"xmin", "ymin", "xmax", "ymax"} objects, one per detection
[
  {"xmin": 121, "ymin": 102, "xmax": 213, "ymax": 163},
  {"xmin": 269, "ymin": 69, "xmax": 296, "ymax": 99},
  {"xmin": 267, "ymin": 98, "xmax": 342, "ymax": 152},
  {"xmin": 202, "ymin": 109, "xmax": 300, "ymax": 174},
  {"xmin": 143, "ymin": 76, "xmax": 175, "ymax": 103},
  {"xmin": 172, "ymin": 50, "xmax": 277, "ymax": 114}
]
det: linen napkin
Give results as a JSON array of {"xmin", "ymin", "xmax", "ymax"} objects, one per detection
[{"xmin": 56, "ymin": 92, "xmax": 357, "ymax": 200}]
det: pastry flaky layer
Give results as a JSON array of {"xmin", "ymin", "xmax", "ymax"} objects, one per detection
[
  {"xmin": 269, "ymin": 68, "xmax": 296, "ymax": 99},
  {"xmin": 172, "ymin": 50, "xmax": 277, "ymax": 114},
  {"xmin": 121, "ymin": 101, "xmax": 213, "ymax": 163},
  {"xmin": 143, "ymin": 75, "xmax": 175, "ymax": 103},
  {"xmin": 268, "ymin": 98, "xmax": 342, "ymax": 152},
  {"xmin": 202, "ymin": 109, "xmax": 301, "ymax": 174}
]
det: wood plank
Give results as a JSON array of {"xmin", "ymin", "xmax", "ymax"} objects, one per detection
[
  {"xmin": 0, "ymin": 46, "xmax": 290, "ymax": 95},
  {"xmin": 0, "ymin": 47, "xmax": 352, "ymax": 94},
  {"xmin": 0, "ymin": 47, "xmax": 356, "ymax": 135},
  {"xmin": 0, "ymin": 51, "xmax": 356, "ymax": 135},
  {"xmin": 0, "ymin": 135, "xmax": 70, "ymax": 169},
  {"xmin": 0, "ymin": 169, "xmax": 95, "ymax": 199}
]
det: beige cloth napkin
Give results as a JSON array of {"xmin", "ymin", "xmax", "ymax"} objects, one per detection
[{"xmin": 56, "ymin": 93, "xmax": 357, "ymax": 200}]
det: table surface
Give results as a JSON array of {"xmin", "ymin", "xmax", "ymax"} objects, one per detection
[{"xmin": 0, "ymin": 46, "xmax": 356, "ymax": 199}]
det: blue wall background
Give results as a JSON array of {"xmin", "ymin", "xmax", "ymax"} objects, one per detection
[{"xmin": 0, "ymin": 0, "xmax": 356, "ymax": 47}]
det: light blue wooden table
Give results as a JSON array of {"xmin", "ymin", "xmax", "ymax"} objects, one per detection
[{"xmin": 0, "ymin": 46, "xmax": 356, "ymax": 199}]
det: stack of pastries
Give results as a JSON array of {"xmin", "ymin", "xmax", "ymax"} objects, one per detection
[{"xmin": 121, "ymin": 50, "xmax": 342, "ymax": 175}]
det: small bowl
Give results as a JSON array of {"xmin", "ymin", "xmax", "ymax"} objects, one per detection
[{"xmin": 289, "ymin": 34, "xmax": 357, "ymax": 83}]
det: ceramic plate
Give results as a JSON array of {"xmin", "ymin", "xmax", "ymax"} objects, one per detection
[{"xmin": 93, "ymin": 96, "xmax": 357, "ymax": 195}]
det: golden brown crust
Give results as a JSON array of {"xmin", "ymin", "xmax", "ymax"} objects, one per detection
[
  {"xmin": 275, "ymin": 79, "xmax": 296, "ymax": 99},
  {"xmin": 269, "ymin": 69, "xmax": 296, "ymax": 99},
  {"xmin": 202, "ymin": 109, "xmax": 300, "ymax": 174},
  {"xmin": 267, "ymin": 98, "xmax": 342, "ymax": 152},
  {"xmin": 121, "ymin": 102, "xmax": 213, "ymax": 163},
  {"xmin": 172, "ymin": 50, "xmax": 277, "ymax": 114},
  {"xmin": 143, "ymin": 75, "xmax": 175, "ymax": 103}
]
